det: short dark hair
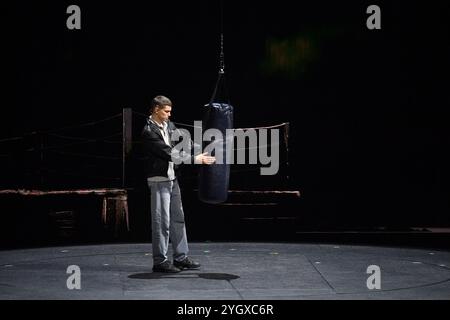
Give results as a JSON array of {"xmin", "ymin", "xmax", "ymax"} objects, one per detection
[{"xmin": 150, "ymin": 95, "xmax": 172, "ymax": 113}]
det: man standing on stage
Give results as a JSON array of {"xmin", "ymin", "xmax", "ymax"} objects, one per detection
[{"xmin": 141, "ymin": 95, "xmax": 215, "ymax": 273}]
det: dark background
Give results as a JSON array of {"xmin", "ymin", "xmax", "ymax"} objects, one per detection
[{"xmin": 1, "ymin": 1, "xmax": 449, "ymax": 245}]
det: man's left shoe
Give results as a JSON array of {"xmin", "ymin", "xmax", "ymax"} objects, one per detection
[{"xmin": 174, "ymin": 257, "xmax": 201, "ymax": 270}]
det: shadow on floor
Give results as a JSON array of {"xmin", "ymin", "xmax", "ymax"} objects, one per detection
[{"xmin": 128, "ymin": 272, "xmax": 240, "ymax": 281}]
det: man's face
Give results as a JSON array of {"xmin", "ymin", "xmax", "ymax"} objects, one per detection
[{"xmin": 154, "ymin": 105, "xmax": 172, "ymax": 123}]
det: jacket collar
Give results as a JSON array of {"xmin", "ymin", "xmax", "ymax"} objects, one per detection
[
  {"xmin": 147, "ymin": 117, "xmax": 173, "ymax": 141},
  {"xmin": 148, "ymin": 116, "xmax": 167, "ymax": 129}
]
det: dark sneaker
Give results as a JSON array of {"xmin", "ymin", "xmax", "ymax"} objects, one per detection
[
  {"xmin": 174, "ymin": 257, "xmax": 201, "ymax": 270},
  {"xmin": 152, "ymin": 261, "xmax": 181, "ymax": 273}
]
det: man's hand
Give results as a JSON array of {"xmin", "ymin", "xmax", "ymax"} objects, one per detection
[{"xmin": 195, "ymin": 152, "xmax": 216, "ymax": 165}]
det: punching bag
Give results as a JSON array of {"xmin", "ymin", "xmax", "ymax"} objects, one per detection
[
  {"xmin": 198, "ymin": 102, "xmax": 233, "ymax": 204},
  {"xmin": 199, "ymin": 27, "xmax": 233, "ymax": 204}
]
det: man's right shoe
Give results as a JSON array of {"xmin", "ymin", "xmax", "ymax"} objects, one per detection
[{"xmin": 152, "ymin": 261, "xmax": 181, "ymax": 273}]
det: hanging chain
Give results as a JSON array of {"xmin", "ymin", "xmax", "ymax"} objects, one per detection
[
  {"xmin": 219, "ymin": 33, "xmax": 225, "ymax": 74},
  {"xmin": 219, "ymin": 0, "xmax": 225, "ymax": 74}
]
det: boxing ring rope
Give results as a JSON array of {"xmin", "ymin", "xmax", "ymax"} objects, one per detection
[{"xmin": 0, "ymin": 110, "xmax": 294, "ymax": 188}]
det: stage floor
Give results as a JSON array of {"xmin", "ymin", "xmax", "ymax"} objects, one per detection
[{"xmin": 1, "ymin": 242, "xmax": 449, "ymax": 300}]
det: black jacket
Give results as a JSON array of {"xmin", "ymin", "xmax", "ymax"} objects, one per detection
[{"xmin": 141, "ymin": 118, "xmax": 195, "ymax": 178}]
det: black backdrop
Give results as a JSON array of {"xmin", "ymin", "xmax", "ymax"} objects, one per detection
[{"xmin": 2, "ymin": 1, "xmax": 450, "ymax": 241}]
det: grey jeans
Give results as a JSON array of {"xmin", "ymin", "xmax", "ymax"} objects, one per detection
[{"xmin": 147, "ymin": 179, "xmax": 189, "ymax": 265}]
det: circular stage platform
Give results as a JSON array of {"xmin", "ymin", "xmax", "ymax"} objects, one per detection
[{"xmin": 1, "ymin": 242, "xmax": 449, "ymax": 300}]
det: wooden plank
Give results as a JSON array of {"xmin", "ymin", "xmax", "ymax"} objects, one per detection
[{"xmin": 0, "ymin": 189, "xmax": 127, "ymax": 196}]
